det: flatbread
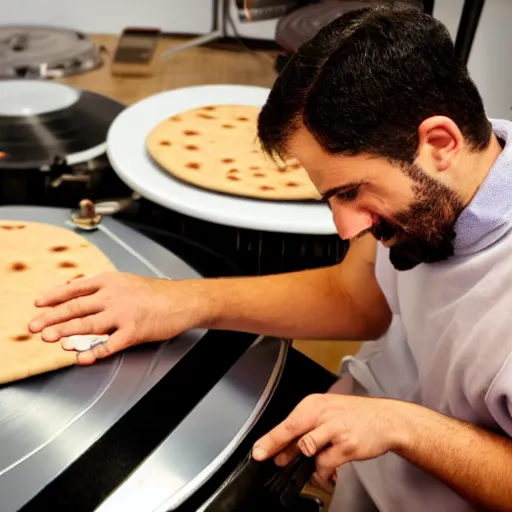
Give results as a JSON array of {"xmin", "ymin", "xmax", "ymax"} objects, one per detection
[
  {"xmin": 145, "ymin": 104, "xmax": 321, "ymax": 201},
  {"xmin": 0, "ymin": 221, "xmax": 117, "ymax": 385}
]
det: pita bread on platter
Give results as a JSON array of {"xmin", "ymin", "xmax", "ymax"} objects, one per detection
[
  {"xmin": 0, "ymin": 221, "xmax": 116, "ymax": 385},
  {"xmin": 146, "ymin": 104, "xmax": 321, "ymax": 201}
]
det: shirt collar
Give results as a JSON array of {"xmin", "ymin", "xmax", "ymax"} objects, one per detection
[{"xmin": 454, "ymin": 119, "xmax": 512, "ymax": 255}]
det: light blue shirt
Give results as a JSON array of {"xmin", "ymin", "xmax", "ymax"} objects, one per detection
[{"xmin": 333, "ymin": 119, "xmax": 512, "ymax": 511}]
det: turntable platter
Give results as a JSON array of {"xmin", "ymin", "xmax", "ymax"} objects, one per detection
[
  {"xmin": 275, "ymin": 0, "xmax": 424, "ymax": 52},
  {"xmin": 0, "ymin": 359, "xmax": 121, "ymax": 474},
  {"xmin": 0, "ymin": 25, "xmax": 103, "ymax": 79},
  {"xmin": 0, "ymin": 205, "xmax": 209, "ymax": 512},
  {"xmin": 0, "ymin": 80, "xmax": 124, "ymax": 170}
]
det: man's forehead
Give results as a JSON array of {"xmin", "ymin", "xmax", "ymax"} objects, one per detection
[
  {"xmin": 284, "ymin": 125, "xmax": 324, "ymax": 160},
  {"xmin": 284, "ymin": 126, "xmax": 386, "ymax": 186}
]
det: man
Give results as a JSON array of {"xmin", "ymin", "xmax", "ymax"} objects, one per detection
[{"xmin": 28, "ymin": 5, "xmax": 512, "ymax": 511}]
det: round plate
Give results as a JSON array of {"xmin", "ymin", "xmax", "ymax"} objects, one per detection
[{"xmin": 106, "ymin": 84, "xmax": 336, "ymax": 235}]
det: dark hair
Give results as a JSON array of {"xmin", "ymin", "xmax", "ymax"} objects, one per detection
[{"xmin": 258, "ymin": 3, "xmax": 492, "ymax": 164}]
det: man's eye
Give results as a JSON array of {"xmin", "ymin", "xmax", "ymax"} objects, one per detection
[{"xmin": 336, "ymin": 187, "xmax": 360, "ymax": 202}]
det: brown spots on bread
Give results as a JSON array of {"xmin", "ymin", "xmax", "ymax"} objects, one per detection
[
  {"xmin": 49, "ymin": 245, "xmax": 69, "ymax": 252},
  {"xmin": 160, "ymin": 140, "xmax": 171, "ymax": 146},
  {"xmin": 73, "ymin": 273, "xmax": 85, "ymax": 279},
  {"xmin": 170, "ymin": 115, "xmax": 182, "ymax": 122},
  {"xmin": 0, "ymin": 225, "xmax": 26, "ymax": 230},
  {"xmin": 10, "ymin": 262, "xmax": 28, "ymax": 272},
  {"xmin": 146, "ymin": 104, "xmax": 320, "ymax": 200},
  {"xmin": 58, "ymin": 261, "xmax": 77, "ymax": 269},
  {"xmin": 12, "ymin": 334, "xmax": 32, "ymax": 342}
]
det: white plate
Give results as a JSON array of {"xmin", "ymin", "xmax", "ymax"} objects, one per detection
[{"xmin": 106, "ymin": 84, "xmax": 337, "ymax": 235}]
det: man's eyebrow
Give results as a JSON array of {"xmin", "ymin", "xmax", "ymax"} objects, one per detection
[{"xmin": 321, "ymin": 181, "xmax": 364, "ymax": 202}]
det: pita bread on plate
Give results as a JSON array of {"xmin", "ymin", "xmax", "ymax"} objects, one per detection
[
  {"xmin": 146, "ymin": 104, "xmax": 321, "ymax": 201},
  {"xmin": 0, "ymin": 220, "xmax": 116, "ymax": 385}
]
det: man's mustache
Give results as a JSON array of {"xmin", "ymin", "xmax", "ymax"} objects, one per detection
[{"xmin": 352, "ymin": 217, "xmax": 399, "ymax": 242}]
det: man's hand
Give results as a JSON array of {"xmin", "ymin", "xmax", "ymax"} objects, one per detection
[
  {"xmin": 253, "ymin": 393, "xmax": 512, "ymax": 511},
  {"xmin": 28, "ymin": 272, "xmax": 213, "ymax": 365},
  {"xmin": 252, "ymin": 394, "xmax": 408, "ymax": 485}
]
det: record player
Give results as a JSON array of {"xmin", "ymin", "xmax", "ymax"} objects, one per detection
[
  {"xmin": 0, "ymin": 204, "xmax": 336, "ymax": 512},
  {"xmin": 271, "ymin": 0, "xmax": 427, "ymax": 72},
  {"xmin": 105, "ymin": 83, "xmax": 348, "ymax": 276},
  {"xmin": 0, "ymin": 79, "xmax": 131, "ymax": 208},
  {"xmin": 0, "ymin": 25, "xmax": 104, "ymax": 79}
]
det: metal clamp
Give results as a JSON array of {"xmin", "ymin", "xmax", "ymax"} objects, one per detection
[
  {"xmin": 70, "ymin": 193, "xmax": 141, "ymax": 231},
  {"xmin": 71, "ymin": 199, "xmax": 103, "ymax": 231}
]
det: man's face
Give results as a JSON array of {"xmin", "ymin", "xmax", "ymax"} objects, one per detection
[{"xmin": 286, "ymin": 127, "xmax": 465, "ymax": 271}]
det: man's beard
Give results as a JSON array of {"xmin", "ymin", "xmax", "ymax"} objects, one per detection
[{"xmin": 370, "ymin": 163, "xmax": 465, "ymax": 271}]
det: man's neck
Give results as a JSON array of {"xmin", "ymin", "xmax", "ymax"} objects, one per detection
[{"xmin": 459, "ymin": 133, "xmax": 504, "ymax": 208}]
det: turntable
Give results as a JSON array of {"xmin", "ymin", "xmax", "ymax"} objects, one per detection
[
  {"xmin": 273, "ymin": 0, "xmax": 427, "ymax": 72},
  {"xmin": 0, "ymin": 25, "xmax": 104, "ymax": 79},
  {"xmin": 0, "ymin": 204, "xmax": 336, "ymax": 512},
  {"xmin": 0, "ymin": 79, "xmax": 131, "ymax": 208},
  {"xmin": 105, "ymin": 83, "xmax": 348, "ymax": 276}
]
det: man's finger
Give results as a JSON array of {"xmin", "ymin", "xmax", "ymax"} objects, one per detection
[
  {"xmin": 311, "ymin": 472, "xmax": 335, "ymax": 494},
  {"xmin": 297, "ymin": 421, "xmax": 337, "ymax": 457},
  {"xmin": 40, "ymin": 313, "xmax": 111, "ymax": 342},
  {"xmin": 29, "ymin": 296, "xmax": 103, "ymax": 333},
  {"xmin": 75, "ymin": 329, "xmax": 129, "ymax": 366},
  {"xmin": 34, "ymin": 276, "xmax": 101, "ymax": 308},
  {"xmin": 252, "ymin": 402, "xmax": 318, "ymax": 460},
  {"xmin": 274, "ymin": 442, "xmax": 301, "ymax": 467},
  {"xmin": 315, "ymin": 443, "xmax": 348, "ymax": 476}
]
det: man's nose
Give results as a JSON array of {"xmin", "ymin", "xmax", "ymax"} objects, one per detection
[{"xmin": 332, "ymin": 205, "xmax": 374, "ymax": 240}]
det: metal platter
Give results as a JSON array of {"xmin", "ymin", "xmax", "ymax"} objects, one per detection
[
  {"xmin": 275, "ymin": 0, "xmax": 425, "ymax": 52},
  {"xmin": 0, "ymin": 80, "xmax": 128, "ymax": 207},
  {"xmin": 0, "ymin": 205, "xmax": 206, "ymax": 511},
  {"xmin": 0, "ymin": 25, "xmax": 103, "ymax": 79}
]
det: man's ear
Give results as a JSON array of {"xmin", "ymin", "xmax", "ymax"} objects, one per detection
[{"xmin": 416, "ymin": 116, "xmax": 463, "ymax": 173}]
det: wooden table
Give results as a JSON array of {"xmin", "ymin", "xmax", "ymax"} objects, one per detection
[{"xmin": 58, "ymin": 34, "xmax": 280, "ymax": 104}]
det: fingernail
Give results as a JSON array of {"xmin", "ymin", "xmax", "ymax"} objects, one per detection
[
  {"xmin": 28, "ymin": 321, "xmax": 40, "ymax": 332},
  {"xmin": 42, "ymin": 329, "xmax": 58, "ymax": 342},
  {"xmin": 252, "ymin": 447, "xmax": 267, "ymax": 460}
]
